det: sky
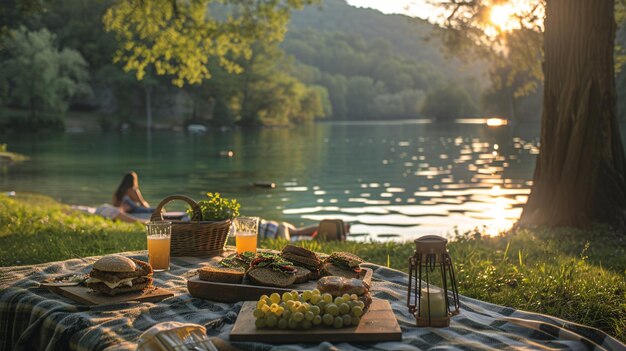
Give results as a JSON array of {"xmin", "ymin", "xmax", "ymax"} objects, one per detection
[{"xmin": 345, "ymin": 0, "xmax": 437, "ymax": 20}]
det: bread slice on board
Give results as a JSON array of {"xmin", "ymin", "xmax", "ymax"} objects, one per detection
[{"xmin": 247, "ymin": 267, "xmax": 297, "ymax": 288}]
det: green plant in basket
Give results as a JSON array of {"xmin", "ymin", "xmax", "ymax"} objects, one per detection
[{"xmin": 190, "ymin": 192, "xmax": 240, "ymax": 221}]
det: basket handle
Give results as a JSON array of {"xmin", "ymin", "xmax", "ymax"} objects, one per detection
[{"xmin": 151, "ymin": 195, "xmax": 202, "ymax": 221}]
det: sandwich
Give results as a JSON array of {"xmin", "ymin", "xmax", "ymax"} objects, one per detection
[
  {"xmin": 218, "ymin": 251, "xmax": 256, "ymax": 270},
  {"xmin": 281, "ymin": 245, "xmax": 321, "ymax": 282},
  {"xmin": 197, "ymin": 252, "xmax": 255, "ymax": 284},
  {"xmin": 246, "ymin": 252, "xmax": 297, "ymax": 288},
  {"xmin": 317, "ymin": 275, "xmax": 372, "ymax": 311},
  {"xmin": 198, "ymin": 265, "xmax": 245, "ymax": 284},
  {"xmin": 321, "ymin": 252, "xmax": 364, "ymax": 279},
  {"xmin": 86, "ymin": 255, "xmax": 153, "ymax": 296}
]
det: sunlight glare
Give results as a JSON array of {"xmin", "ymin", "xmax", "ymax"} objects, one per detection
[
  {"xmin": 490, "ymin": 4, "xmax": 515, "ymax": 30},
  {"xmin": 486, "ymin": 118, "xmax": 508, "ymax": 126}
]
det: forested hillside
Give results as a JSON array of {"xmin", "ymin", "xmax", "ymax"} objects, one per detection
[{"xmin": 0, "ymin": 0, "xmax": 541, "ymax": 131}]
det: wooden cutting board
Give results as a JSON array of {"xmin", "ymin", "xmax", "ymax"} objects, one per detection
[
  {"xmin": 188, "ymin": 268, "xmax": 372, "ymax": 302},
  {"xmin": 230, "ymin": 299, "xmax": 402, "ymax": 343},
  {"xmin": 43, "ymin": 284, "xmax": 174, "ymax": 306}
]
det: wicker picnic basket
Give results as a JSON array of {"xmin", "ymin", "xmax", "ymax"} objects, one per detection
[{"xmin": 150, "ymin": 195, "xmax": 232, "ymax": 257}]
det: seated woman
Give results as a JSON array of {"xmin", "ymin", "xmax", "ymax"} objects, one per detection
[
  {"xmin": 112, "ymin": 172, "xmax": 155, "ymax": 215},
  {"xmin": 258, "ymin": 219, "xmax": 350, "ymax": 241}
]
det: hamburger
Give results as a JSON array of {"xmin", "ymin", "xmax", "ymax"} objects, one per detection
[
  {"xmin": 321, "ymin": 252, "xmax": 364, "ymax": 279},
  {"xmin": 86, "ymin": 255, "xmax": 153, "ymax": 296},
  {"xmin": 246, "ymin": 252, "xmax": 298, "ymax": 288},
  {"xmin": 281, "ymin": 245, "xmax": 321, "ymax": 281}
]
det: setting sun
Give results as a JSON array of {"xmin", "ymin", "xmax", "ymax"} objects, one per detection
[{"xmin": 490, "ymin": 4, "xmax": 516, "ymax": 30}]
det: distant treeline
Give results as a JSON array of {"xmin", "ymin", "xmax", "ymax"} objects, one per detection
[{"xmin": 0, "ymin": 0, "xmax": 546, "ymax": 130}]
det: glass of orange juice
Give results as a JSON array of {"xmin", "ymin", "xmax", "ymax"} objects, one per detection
[
  {"xmin": 146, "ymin": 221, "xmax": 171, "ymax": 272},
  {"xmin": 233, "ymin": 217, "xmax": 259, "ymax": 254}
]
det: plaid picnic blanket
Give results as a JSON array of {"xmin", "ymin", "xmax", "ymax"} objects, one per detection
[{"xmin": 0, "ymin": 251, "xmax": 624, "ymax": 351}]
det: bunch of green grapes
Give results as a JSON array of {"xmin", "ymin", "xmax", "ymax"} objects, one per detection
[{"xmin": 253, "ymin": 290, "xmax": 365, "ymax": 329}]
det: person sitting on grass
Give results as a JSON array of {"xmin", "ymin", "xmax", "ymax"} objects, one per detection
[
  {"xmin": 259, "ymin": 219, "xmax": 350, "ymax": 241},
  {"xmin": 112, "ymin": 171, "xmax": 155, "ymax": 214}
]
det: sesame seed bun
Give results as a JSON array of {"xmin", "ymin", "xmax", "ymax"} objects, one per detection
[{"xmin": 93, "ymin": 255, "xmax": 138, "ymax": 273}]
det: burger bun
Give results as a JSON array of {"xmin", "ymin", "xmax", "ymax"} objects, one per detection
[{"xmin": 93, "ymin": 255, "xmax": 138, "ymax": 273}]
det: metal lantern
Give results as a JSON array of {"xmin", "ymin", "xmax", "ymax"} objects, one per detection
[{"xmin": 407, "ymin": 235, "xmax": 460, "ymax": 327}]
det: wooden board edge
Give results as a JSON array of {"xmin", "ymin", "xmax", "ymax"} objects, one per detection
[
  {"xmin": 44, "ymin": 285, "xmax": 174, "ymax": 306},
  {"xmin": 188, "ymin": 267, "xmax": 374, "ymax": 302},
  {"xmin": 229, "ymin": 299, "xmax": 402, "ymax": 343}
]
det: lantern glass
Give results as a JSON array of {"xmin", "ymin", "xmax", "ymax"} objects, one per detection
[{"xmin": 407, "ymin": 235, "xmax": 460, "ymax": 327}]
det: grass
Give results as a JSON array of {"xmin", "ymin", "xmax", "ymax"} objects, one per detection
[{"xmin": 0, "ymin": 193, "xmax": 624, "ymax": 342}]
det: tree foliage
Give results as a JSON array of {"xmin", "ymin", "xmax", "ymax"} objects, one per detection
[
  {"xmin": 103, "ymin": 0, "xmax": 318, "ymax": 87},
  {"xmin": 0, "ymin": 26, "xmax": 91, "ymax": 124}
]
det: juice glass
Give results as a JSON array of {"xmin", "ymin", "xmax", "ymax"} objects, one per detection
[
  {"xmin": 233, "ymin": 217, "xmax": 259, "ymax": 254},
  {"xmin": 146, "ymin": 221, "xmax": 171, "ymax": 271}
]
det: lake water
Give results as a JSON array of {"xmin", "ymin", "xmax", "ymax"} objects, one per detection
[{"xmin": 1, "ymin": 120, "xmax": 542, "ymax": 242}]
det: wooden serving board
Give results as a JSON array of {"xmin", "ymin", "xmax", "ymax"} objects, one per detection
[
  {"xmin": 43, "ymin": 284, "xmax": 174, "ymax": 306},
  {"xmin": 230, "ymin": 299, "xmax": 402, "ymax": 343},
  {"xmin": 187, "ymin": 268, "xmax": 372, "ymax": 302}
]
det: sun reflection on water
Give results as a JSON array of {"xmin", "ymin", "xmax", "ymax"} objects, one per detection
[{"xmin": 283, "ymin": 123, "xmax": 539, "ymax": 242}]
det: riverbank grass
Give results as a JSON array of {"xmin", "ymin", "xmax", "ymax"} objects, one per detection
[{"xmin": 0, "ymin": 193, "xmax": 624, "ymax": 341}]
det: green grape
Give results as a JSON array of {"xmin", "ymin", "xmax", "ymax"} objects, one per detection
[
  {"xmin": 267, "ymin": 315, "xmax": 278, "ymax": 327},
  {"xmin": 290, "ymin": 290, "xmax": 299, "ymax": 300},
  {"xmin": 256, "ymin": 300, "xmax": 266, "ymax": 309},
  {"xmin": 255, "ymin": 318, "xmax": 267, "ymax": 328},
  {"xmin": 302, "ymin": 320, "xmax": 312, "ymax": 329},
  {"xmin": 310, "ymin": 294, "xmax": 322, "ymax": 305},
  {"xmin": 333, "ymin": 316, "xmax": 344, "ymax": 329},
  {"xmin": 322, "ymin": 293, "xmax": 333, "ymax": 303},
  {"xmin": 352, "ymin": 316, "xmax": 361, "ymax": 326},
  {"xmin": 293, "ymin": 312, "xmax": 304, "ymax": 322},
  {"xmin": 325, "ymin": 303, "xmax": 339, "ymax": 316},
  {"xmin": 276, "ymin": 306, "xmax": 285, "ymax": 316},
  {"xmin": 282, "ymin": 292, "xmax": 293, "ymax": 302},
  {"xmin": 278, "ymin": 318, "xmax": 288, "ymax": 329},
  {"xmin": 334, "ymin": 296, "xmax": 344, "ymax": 305},
  {"xmin": 317, "ymin": 301, "xmax": 327, "ymax": 310},
  {"xmin": 304, "ymin": 311, "xmax": 314, "ymax": 321},
  {"xmin": 310, "ymin": 305, "xmax": 321, "ymax": 316},
  {"xmin": 260, "ymin": 294, "xmax": 269, "ymax": 301},
  {"xmin": 288, "ymin": 318, "xmax": 299, "ymax": 329},
  {"xmin": 302, "ymin": 290, "xmax": 312, "ymax": 301},
  {"xmin": 312, "ymin": 315, "xmax": 322, "ymax": 325},
  {"xmin": 350, "ymin": 294, "xmax": 358, "ymax": 301},
  {"xmin": 342, "ymin": 314, "xmax": 352, "ymax": 326},
  {"xmin": 347, "ymin": 301, "xmax": 357, "ymax": 309},
  {"xmin": 270, "ymin": 303, "xmax": 280, "ymax": 314},
  {"xmin": 339, "ymin": 303, "xmax": 350, "ymax": 315},
  {"xmin": 357, "ymin": 301, "xmax": 365, "ymax": 309},
  {"xmin": 297, "ymin": 303, "xmax": 308, "ymax": 313},
  {"xmin": 312, "ymin": 288, "xmax": 320, "ymax": 295},
  {"xmin": 342, "ymin": 293, "xmax": 351, "ymax": 301},
  {"xmin": 322, "ymin": 313, "xmax": 334, "ymax": 326},
  {"xmin": 283, "ymin": 310, "xmax": 292, "ymax": 320},
  {"xmin": 289, "ymin": 302, "xmax": 300, "ymax": 313},
  {"xmin": 261, "ymin": 304, "xmax": 271, "ymax": 313},
  {"xmin": 351, "ymin": 306, "xmax": 363, "ymax": 317},
  {"xmin": 270, "ymin": 293, "xmax": 281, "ymax": 304},
  {"xmin": 253, "ymin": 309, "xmax": 264, "ymax": 318}
]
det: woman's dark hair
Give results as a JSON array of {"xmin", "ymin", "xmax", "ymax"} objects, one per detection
[{"xmin": 114, "ymin": 172, "xmax": 138, "ymax": 205}]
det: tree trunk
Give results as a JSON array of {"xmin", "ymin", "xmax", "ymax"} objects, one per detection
[{"xmin": 519, "ymin": 0, "xmax": 626, "ymax": 228}]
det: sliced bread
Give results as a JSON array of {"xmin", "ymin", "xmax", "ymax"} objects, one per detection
[
  {"xmin": 292, "ymin": 267, "xmax": 311, "ymax": 284},
  {"xmin": 247, "ymin": 267, "xmax": 297, "ymax": 288},
  {"xmin": 198, "ymin": 265, "xmax": 245, "ymax": 284},
  {"xmin": 321, "ymin": 262, "xmax": 360, "ymax": 279}
]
